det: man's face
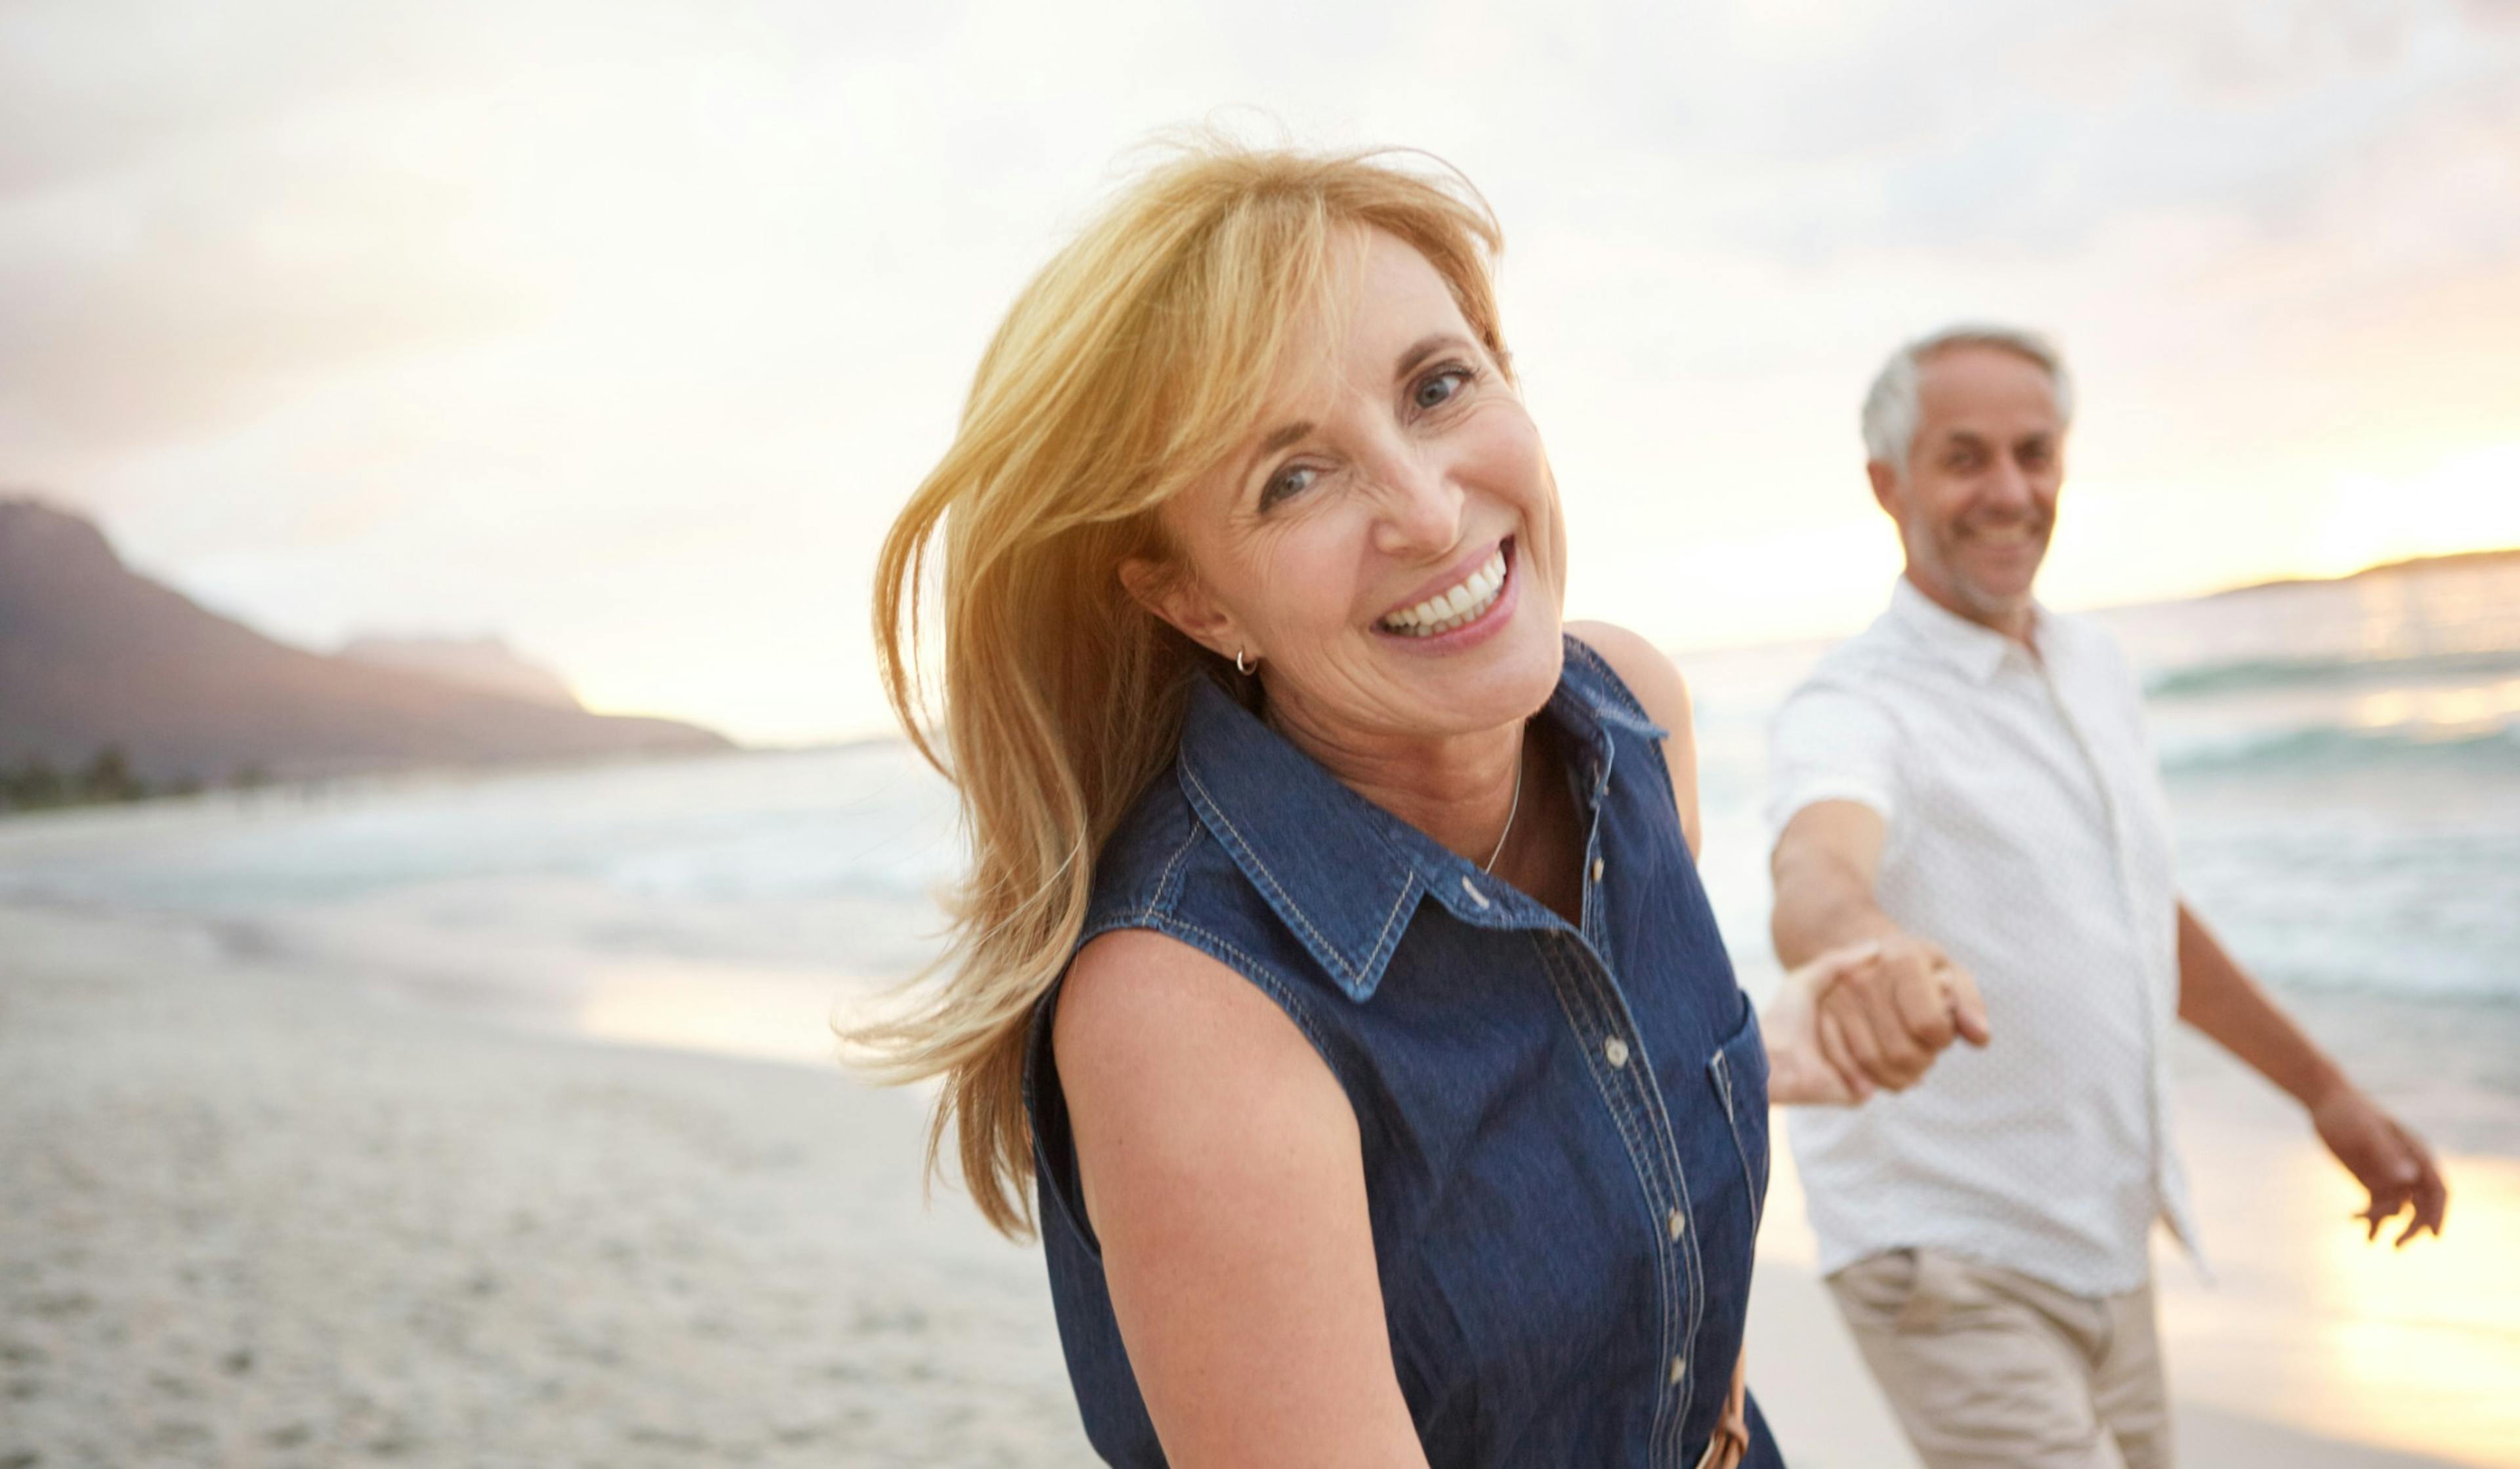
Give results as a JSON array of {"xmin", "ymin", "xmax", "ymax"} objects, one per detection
[{"xmin": 1870, "ymin": 344, "xmax": 2065, "ymax": 631}]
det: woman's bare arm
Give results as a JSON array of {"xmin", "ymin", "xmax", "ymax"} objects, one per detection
[{"xmin": 1055, "ymin": 928, "xmax": 1432, "ymax": 1468}]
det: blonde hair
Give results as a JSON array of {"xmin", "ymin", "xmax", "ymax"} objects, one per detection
[{"xmin": 858, "ymin": 137, "xmax": 1509, "ymax": 1236}]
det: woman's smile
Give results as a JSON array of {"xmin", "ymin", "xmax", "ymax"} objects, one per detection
[{"xmin": 1374, "ymin": 535, "xmax": 1519, "ymax": 647}]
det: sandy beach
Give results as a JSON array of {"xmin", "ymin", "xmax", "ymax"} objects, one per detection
[
  {"xmin": 0, "ymin": 904, "xmax": 1090, "ymax": 1468},
  {"xmin": 4, "ymin": 897, "xmax": 2508, "ymax": 1468}
]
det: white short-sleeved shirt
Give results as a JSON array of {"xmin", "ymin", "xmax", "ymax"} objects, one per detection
[{"xmin": 1768, "ymin": 577, "xmax": 2200, "ymax": 1297}]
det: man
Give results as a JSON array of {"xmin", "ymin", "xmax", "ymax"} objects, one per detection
[{"xmin": 1765, "ymin": 324, "xmax": 2448, "ymax": 1469}]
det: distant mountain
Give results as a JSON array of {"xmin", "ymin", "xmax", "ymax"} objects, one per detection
[
  {"xmin": 2210, "ymin": 547, "xmax": 2520, "ymax": 598},
  {"xmin": 339, "ymin": 634, "xmax": 579, "ymax": 709},
  {"xmin": 0, "ymin": 497, "xmax": 733, "ymax": 785}
]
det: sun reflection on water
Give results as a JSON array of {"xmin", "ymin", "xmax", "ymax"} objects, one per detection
[{"xmin": 2159, "ymin": 1144, "xmax": 2520, "ymax": 1467}]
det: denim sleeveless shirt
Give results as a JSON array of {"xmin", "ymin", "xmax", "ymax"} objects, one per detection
[{"xmin": 1024, "ymin": 637, "xmax": 1784, "ymax": 1468}]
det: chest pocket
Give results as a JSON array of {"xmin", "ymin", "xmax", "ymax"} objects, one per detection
[{"xmin": 1706, "ymin": 997, "xmax": 1770, "ymax": 1237}]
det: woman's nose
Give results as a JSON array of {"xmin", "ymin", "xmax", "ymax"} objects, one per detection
[{"xmin": 1366, "ymin": 448, "xmax": 1466, "ymax": 556}]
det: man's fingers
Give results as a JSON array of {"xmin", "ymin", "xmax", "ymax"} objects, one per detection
[
  {"xmin": 2360, "ymin": 1182, "xmax": 2412, "ymax": 1244},
  {"xmin": 1816, "ymin": 1006, "xmax": 1873, "ymax": 1102},
  {"xmin": 2408, "ymin": 1153, "xmax": 2449, "ymax": 1242},
  {"xmin": 2359, "ymin": 1199, "xmax": 2394, "ymax": 1243},
  {"xmin": 1942, "ymin": 964, "xmax": 1992, "ymax": 1047},
  {"xmin": 1827, "ymin": 985, "xmax": 1896, "ymax": 1087},
  {"xmin": 2397, "ymin": 1123, "xmax": 2449, "ymax": 1240},
  {"xmin": 1888, "ymin": 961, "xmax": 1957, "ymax": 1052},
  {"xmin": 1802, "ymin": 934, "xmax": 1984, "ymax": 1094},
  {"xmin": 1824, "ymin": 1008, "xmax": 1885, "ymax": 1098},
  {"xmin": 1862, "ymin": 968, "xmax": 1931, "ymax": 1085}
]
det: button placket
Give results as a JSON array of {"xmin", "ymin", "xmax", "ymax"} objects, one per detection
[
  {"xmin": 1537, "ymin": 930, "xmax": 1706, "ymax": 1467},
  {"xmin": 2041, "ymin": 661, "xmax": 2181, "ymax": 1243},
  {"xmin": 1533, "ymin": 934, "xmax": 1670, "ymax": 1461}
]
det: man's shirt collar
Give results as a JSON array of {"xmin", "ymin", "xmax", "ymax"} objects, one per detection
[{"xmin": 1886, "ymin": 574, "xmax": 2046, "ymax": 685}]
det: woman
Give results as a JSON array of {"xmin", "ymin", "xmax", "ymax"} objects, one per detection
[{"xmin": 862, "ymin": 140, "xmax": 1981, "ymax": 1468}]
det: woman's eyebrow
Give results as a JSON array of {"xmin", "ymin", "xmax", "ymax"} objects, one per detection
[
  {"xmin": 1257, "ymin": 420, "xmax": 1314, "ymax": 457},
  {"xmin": 1395, "ymin": 332, "xmax": 1471, "ymax": 380},
  {"xmin": 1238, "ymin": 419, "xmax": 1316, "ymax": 483}
]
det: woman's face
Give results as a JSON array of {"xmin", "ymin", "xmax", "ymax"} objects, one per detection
[{"xmin": 1142, "ymin": 228, "xmax": 1568, "ymax": 749}]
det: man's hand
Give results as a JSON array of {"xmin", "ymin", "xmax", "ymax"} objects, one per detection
[
  {"xmin": 2311, "ymin": 1083, "xmax": 2448, "ymax": 1247},
  {"xmin": 1765, "ymin": 936, "xmax": 1991, "ymax": 1105},
  {"xmin": 1814, "ymin": 932, "xmax": 1990, "ymax": 1101},
  {"xmin": 2176, "ymin": 904, "xmax": 2450, "ymax": 1249}
]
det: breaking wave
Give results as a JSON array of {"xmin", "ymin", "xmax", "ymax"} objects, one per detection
[
  {"xmin": 2160, "ymin": 722, "xmax": 2520, "ymax": 779},
  {"xmin": 2145, "ymin": 648, "xmax": 2520, "ymax": 700}
]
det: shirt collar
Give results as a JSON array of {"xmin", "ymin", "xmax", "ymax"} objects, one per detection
[
  {"xmin": 1173, "ymin": 639, "xmax": 1638, "ymax": 1003},
  {"xmin": 1886, "ymin": 574, "xmax": 2044, "ymax": 685}
]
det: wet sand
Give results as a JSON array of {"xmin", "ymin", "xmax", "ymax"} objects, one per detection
[{"xmin": 1, "ymin": 902, "xmax": 2503, "ymax": 1467}]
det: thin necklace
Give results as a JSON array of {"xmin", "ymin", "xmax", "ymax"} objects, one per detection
[
  {"xmin": 1482, "ymin": 752, "xmax": 1524, "ymax": 873},
  {"xmin": 1265, "ymin": 698, "xmax": 1525, "ymax": 873}
]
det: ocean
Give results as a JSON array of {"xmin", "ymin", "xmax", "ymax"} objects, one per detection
[
  {"xmin": 3, "ymin": 557, "xmax": 2515, "ymax": 1138},
  {"xmin": 6, "ymin": 556, "xmax": 2517, "ymax": 1466}
]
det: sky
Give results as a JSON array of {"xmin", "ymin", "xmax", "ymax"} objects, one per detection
[{"xmin": 3, "ymin": 0, "xmax": 2517, "ymax": 743}]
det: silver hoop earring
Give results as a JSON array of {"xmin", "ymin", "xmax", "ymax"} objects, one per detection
[{"xmin": 1234, "ymin": 648, "xmax": 1253, "ymax": 676}]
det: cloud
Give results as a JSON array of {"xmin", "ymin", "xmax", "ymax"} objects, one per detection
[
  {"xmin": 5, "ymin": 0, "xmax": 2517, "ymax": 737},
  {"xmin": 0, "ymin": 152, "xmax": 531, "ymax": 458}
]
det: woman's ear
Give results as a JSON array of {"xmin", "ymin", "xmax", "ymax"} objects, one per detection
[{"xmin": 1119, "ymin": 556, "xmax": 1246, "ymax": 663}]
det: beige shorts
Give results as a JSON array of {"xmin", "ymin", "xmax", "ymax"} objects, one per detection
[{"xmin": 1826, "ymin": 1249, "xmax": 2172, "ymax": 1469}]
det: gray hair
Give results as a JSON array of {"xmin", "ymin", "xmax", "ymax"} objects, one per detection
[{"xmin": 1860, "ymin": 323, "xmax": 2074, "ymax": 474}]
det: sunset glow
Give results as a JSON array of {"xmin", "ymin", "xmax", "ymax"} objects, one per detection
[{"xmin": 5, "ymin": 1, "xmax": 2515, "ymax": 743}]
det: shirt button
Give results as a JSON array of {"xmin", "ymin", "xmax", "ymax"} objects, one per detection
[
  {"xmin": 1604, "ymin": 1037, "xmax": 1630, "ymax": 1069},
  {"xmin": 1590, "ymin": 857, "xmax": 1605, "ymax": 883},
  {"xmin": 1666, "ymin": 1208, "xmax": 1686, "ymax": 1240},
  {"xmin": 1669, "ymin": 1355, "xmax": 1687, "ymax": 1386}
]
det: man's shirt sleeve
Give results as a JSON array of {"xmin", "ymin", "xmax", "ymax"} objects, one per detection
[{"xmin": 1765, "ymin": 679, "xmax": 1902, "ymax": 840}]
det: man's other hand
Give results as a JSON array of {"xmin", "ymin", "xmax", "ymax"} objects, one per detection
[{"xmin": 2312, "ymin": 1083, "xmax": 2449, "ymax": 1247}]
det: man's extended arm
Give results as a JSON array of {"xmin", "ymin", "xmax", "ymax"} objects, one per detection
[
  {"xmin": 2175, "ymin": 903, "xmax": 2448, "ymax": 1245},
  {"xmin": 1770, "ymin": 800, "xmax": 1990, "ymax": 1100},
  {"xmin": 1771, "ymin": 800, "xmax": 1902, "ymax": 964}
]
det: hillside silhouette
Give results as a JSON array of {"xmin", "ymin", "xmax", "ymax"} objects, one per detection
[{"xmin": 0, "ymin": 497, "xmax": 731, "ymax": 787}]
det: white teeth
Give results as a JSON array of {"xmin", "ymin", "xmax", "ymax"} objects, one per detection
[{"xmin": 1379, "ymin": 548, "xmax": 1509, "ymax": 636}]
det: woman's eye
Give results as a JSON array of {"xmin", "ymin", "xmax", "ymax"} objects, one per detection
[
  {"xmin": 1413, "ymin": 367, "xmax": 1472, "ymax": 411},
  {"xmin": 1259, "ymin": 463, "xmax": 1318, "ymax": 510}
]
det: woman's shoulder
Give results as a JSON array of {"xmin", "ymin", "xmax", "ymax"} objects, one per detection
[
  {"xmin": 1059, "ymin": 927, "xmax": 1324, "ymax": 1094},
  {"xmin": 1074, "ymin": 762, "xmax": 1328, "ymax": 1041},
  {"xmin": 1563, "ymin": 620, "xmax": 1693, "ymax": 737},
  {"xmin": 1085, "ymin": 762, "xmax": 1211, "ymax": 925}
]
